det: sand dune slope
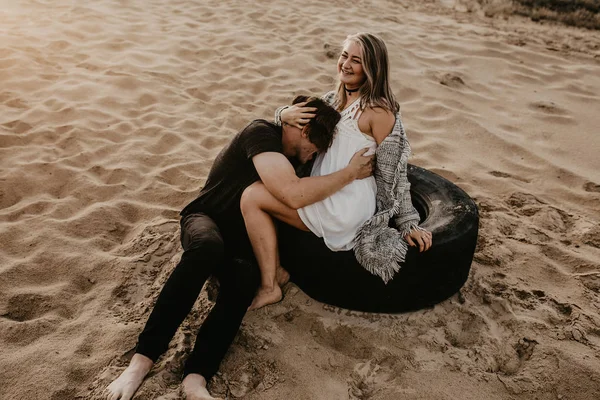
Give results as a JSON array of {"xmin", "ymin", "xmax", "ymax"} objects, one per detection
[{"xmin": 1, "ymin": 0, "xmax": 599, "ymax": 399}]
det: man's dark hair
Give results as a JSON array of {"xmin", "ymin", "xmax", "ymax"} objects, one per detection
[{"xmin": 292, "ymin": 95, "xmax": 340, "ymax": 152}]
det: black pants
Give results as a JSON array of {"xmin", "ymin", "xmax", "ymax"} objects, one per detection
[{"xmin": 135, "ymin": 213, "xmax": 260, "ymax": 379}]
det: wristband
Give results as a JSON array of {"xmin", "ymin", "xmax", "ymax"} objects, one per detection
[{"xmin": 275, "ymin": 106, "xmax": 289, "ymax": 126}]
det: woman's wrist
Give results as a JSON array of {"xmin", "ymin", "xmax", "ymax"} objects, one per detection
[{"xmin": 275, "ymin": 106, "xmax": 289, "ymax": 126}]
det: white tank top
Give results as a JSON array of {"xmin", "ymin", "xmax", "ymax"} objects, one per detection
[{"xmin": 297, "ymin": 98, "xmax": 377, "ymax": 251}]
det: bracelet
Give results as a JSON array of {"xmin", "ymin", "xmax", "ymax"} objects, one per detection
[{"xmin": 275, "ymin": 106, "xmax": 289, "ymax": 126}]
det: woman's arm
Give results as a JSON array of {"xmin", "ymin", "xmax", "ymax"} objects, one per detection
[
  {"xmin": 384, "ymin": 113, "xmax": 433, "ymax": 251},
  {"xmin": 278, "ymin": 103, "xmax": 317, "ymax": 128},
  {"xmin": 274, "ymin": 91, "xmax": 336, "ymax": 127},
  {"xmin": 365, "ymin": 107, "xmax": 396, "ymax": 145}
]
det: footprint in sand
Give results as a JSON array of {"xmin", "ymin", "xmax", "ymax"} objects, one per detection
[
  {"xmin": 49, "ymin": 387, "xmax": 79, "ymax": 400},
  {"xmin": 528, "ymin": 101, "xmax": 574, "ymax": 124},
  {"xmin": 0, "ymin": 292, "xmax": 74, "ymax": 344},
  {"xmin": 514, "ymin": 337, "xmax": 538, "ymax": 362},
  {"xmin": 583, "ymin": 181, "xmax": 600, "ymax": 193},
  {"xmin": 3, "ymin": 292, "xmax": 60, "ymax": 322},
  {"xmin": 511, "ymin": 288, "xmax": 546, "ymax": 310},
  {"xmin": 108, "ymin": 221, "xmax": 179, "ymax": 317},
  {"xmin": 489, "ymin": 170, "xmax": 530, "ymax": 183},
  {"xmin": 528, "ymin": 101, "xmax": 568, "ymax": 115},
  {"xmin": 439, "ymin": 72, "xmax": 465, "ymax": 88},
  {"xmin": 578, "ymin": 273, "xmax": 600, "ymax": 293},
  {"xmin": 311, "ymin": 321, "xmax": 374, "ymax": 360},
  {"xmin": 444, "ymin": 311, "xmax": 490, "ymax": 349},
  {"xmin": 348, "ymin": 360, "xmax": 385, "ymax": 400},
  {"xmin": 505, "ymin": 191, "xmax": 544, "ymax": 210},
  {"xmin": 504, "ymin": 192, "xmax": 576, "ymax": 236}
]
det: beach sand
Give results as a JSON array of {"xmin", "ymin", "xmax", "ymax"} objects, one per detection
[{"xmin": 1, "ymin": 0, "xmax": 599, "ymax": 399}]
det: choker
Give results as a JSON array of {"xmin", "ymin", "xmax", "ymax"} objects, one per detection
[{"xmin": 345, "ymin": 85, "xmax": 360, "ymax": 94}]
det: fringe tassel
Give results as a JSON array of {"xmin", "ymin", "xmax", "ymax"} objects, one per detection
[
  {"xmin": 354, "ymin": 225, "xmax": 408, "ymax": 284},
  {"xmin": 397, "ymin": 221, "xmax": 421, "ymax": 239}
]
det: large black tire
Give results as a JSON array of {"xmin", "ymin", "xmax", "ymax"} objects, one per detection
[{"xmin": 278, "ymin": 164, "xmax": 479, "ymax": 313}]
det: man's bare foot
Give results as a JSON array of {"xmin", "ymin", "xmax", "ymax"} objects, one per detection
[
  {"xmin": 276, "ymin": 266, "xmax": 290, "ymax": 287},
  {"xmin": 248, "ymin": 285, "xmax": 283, "ymax": 310},
  {"xmin": 104, "ymin": 353, "xmax": 153, "ymax": 400},
  {"xmin": 182, "ymin": 374, "xmax": 223, "ymax": 400}
]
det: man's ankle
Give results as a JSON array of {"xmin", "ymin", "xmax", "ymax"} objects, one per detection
[
  {"xmin": 183, "ymin": 373, "xmax": 208, "ymax": 386},
  {"xmin": 130, "ymin": 353, "xmax": 154, "ymax": 372}
]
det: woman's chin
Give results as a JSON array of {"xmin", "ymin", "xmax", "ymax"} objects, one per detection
[
  {"xmin": 339, "ymin": 74, "xmax": 363, "ymax": 87},
  {"xmin": 339, "ymin": 75, "xmax": 355, "ymax": 85}
]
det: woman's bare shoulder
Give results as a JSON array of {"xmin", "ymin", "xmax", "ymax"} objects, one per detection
[{"xmin": 364, "ymin": 106, "xmax": 396, "ymax": 144}]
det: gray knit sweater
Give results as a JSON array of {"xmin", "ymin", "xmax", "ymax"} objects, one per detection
[{"xmin": 276, "ymin": 92, "xmax": 421, "ymax": 283}]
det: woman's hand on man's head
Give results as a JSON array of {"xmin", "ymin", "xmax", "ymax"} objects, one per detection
[
  {"xmin": 404, "ymin": 228, "xmax": 432, "ymax": 252},
  {"xmin": 281, "ymin": 102, "xmax": 318, "ymax": 129}
]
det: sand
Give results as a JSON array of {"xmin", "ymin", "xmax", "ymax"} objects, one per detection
[{"xmin": 1, "ymin": 0, "xmax": 599, "ymax": 399}]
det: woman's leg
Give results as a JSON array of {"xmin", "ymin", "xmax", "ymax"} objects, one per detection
[{"xmin": 240, "ymin": 181, "xmax": 308, "ymax": 310}]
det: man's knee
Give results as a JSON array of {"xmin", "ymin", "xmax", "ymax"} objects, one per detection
[{"xmin": 180, "ymin": 213, "xmax": 224, "ymax": 254}]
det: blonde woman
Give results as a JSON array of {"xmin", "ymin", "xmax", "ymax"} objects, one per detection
[{"xmin": 242, "ymin": 33, "xmax": 432, "ymax": 310}]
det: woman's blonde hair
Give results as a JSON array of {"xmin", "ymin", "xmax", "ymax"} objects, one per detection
[{"xmin": 335, "ymin": 33, "xmax": 399, "ymax": 114}]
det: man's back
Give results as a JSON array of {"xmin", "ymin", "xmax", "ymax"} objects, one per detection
[{"xmin": 180, "ymin": 119, "xmax": 283, "ymax": 225}]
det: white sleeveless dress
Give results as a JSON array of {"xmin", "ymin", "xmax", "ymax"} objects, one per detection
[{"xmin": 297, "ymin": 98, "xmax": 377, "ymax": 251}]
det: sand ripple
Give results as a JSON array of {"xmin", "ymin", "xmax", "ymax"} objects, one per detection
[{"xmin": 1, "ymin": 0, "xmax": 599, "ymax": 399}]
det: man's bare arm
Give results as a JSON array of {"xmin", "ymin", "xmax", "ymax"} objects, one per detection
[{"xmin": 253, "ymin": 149, "xmax": 373, "ymax": 210}]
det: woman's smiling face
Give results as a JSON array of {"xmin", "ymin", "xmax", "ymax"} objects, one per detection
[{"xmin": 337, "ymin": 41, "xmax": 366, "ymax": 88}]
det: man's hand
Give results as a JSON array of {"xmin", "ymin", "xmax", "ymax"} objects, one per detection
[
  {"xmin": 281, "ymin": 102, "xmax": 317, "ymax": 129},
  {"xmin": 347, "ymin": 148, "xmax": 375, "ymax": 180},
  {"xmin": 404, "ymin": 228, "xmax": 432, "ymax": 252}
]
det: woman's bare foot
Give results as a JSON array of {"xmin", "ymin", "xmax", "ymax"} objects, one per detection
[
  {"xmin": 276, "ymin": 266, "xmax": 290, "ymax": 287},
  {"xmin": 248, "ymin": 284, "xmax": 283, "ymax": 310},
  {"xmin": 182, "ymin": 374, "xmax": 223, "ymax": 400},
  {"xmin": 104, "ymin": 353, "xmax": 153, "ymax": 400}
]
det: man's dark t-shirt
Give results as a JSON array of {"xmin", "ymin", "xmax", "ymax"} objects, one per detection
[{"xmin": 180, "ymin": 120, "xmax": 283, "ymax": 247}]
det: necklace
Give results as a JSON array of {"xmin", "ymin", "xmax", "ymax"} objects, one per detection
[{"xmin": 345, "ymin": 85, "xmax": 360, "ymax": 95}]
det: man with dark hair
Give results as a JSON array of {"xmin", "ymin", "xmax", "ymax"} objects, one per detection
[
  {"xmin": 289, "ymin": 95, "xmax": 339, "ymax": 151},
  {"xmin": 105, "ymin": 96, "xmax": 374, "ymax": 400}
]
